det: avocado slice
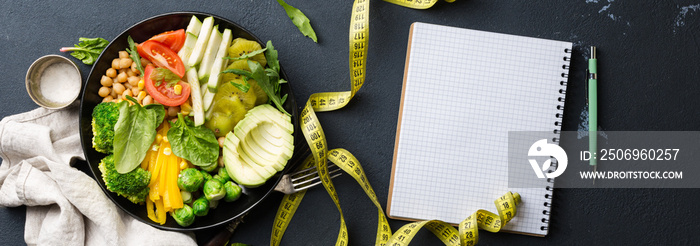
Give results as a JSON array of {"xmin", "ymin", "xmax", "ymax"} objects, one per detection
[{"xmin": 222, "ymin": 104, "xmax": 294, "ymax": 187}]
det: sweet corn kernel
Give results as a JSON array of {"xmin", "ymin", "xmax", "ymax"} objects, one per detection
[
  {"xmin": 163, "ymin": 136, "xmax": 169, "ymax": 143},
  {"xmin": 179, "ymin": 161, "xmax": 188, "ymax": 170},
  {"xmin": 163, "ymin": 147, "xmax": 171, "ymax": 156},
  {"xmin": 137, "ymin": 79, "xmax": 145, "ymax": 90},
  {"xmin": 137, "ymin": 91, "xmax": 147, "ymax": 101},
  {"xmin": 174, "ymin": 85, "xmax": 182, "ymax": 95},
  {"xmin": 156, "ymin": 134, "xmax": 163, "ymax": 143},
  {"xmin": 181, "ymin": 110, "xmax": 190, "ymax": 116}
]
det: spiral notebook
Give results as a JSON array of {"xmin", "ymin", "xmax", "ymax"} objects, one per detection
[{"xmin": 387, "ymin": 22, "xmax": 571, "ymax": 236}]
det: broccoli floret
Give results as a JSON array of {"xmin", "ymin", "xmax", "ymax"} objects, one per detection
[
  {"xmin": 98, "ymin": 154, "xmax": 150, "ymax": 204},
  {"xmin": 92, "ymin": 102, "xmax": 120, "ymax": 153}
]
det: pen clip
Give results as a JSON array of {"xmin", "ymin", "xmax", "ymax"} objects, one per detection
[{"xmin": 585, "ymin": 69, "xmax": 589, "ymax": 105}]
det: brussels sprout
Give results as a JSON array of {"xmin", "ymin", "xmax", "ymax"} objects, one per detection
[
  {"xmin": 192, "ymin": 196, "xmax": 209, "ymax": 216},
  {"xmin": 181, "ymin": 190, "xmax": 193, "ymax": 204},
  {"xmin": 203, "ymin": 179, "xmax": 226, "ymax": 201},
  {"xmin": 213, "ymin": 174, "xmax": 226, "ymax": 184},
  {"xmin": 209, "ymin": 198, "xmax": 219, "ymax": 209},
  {"xmin": 218, "ymin": 167, "xmax": 231, "ymax": 182},
  {"xmin": 200, "ymin": 161, "xmax": 218, "ymax": 172},
  {"xmin": 177, "ymin": 168, "xmax": 204, "ymax": 192},
  {"xmin": 224, "ymin": 181, "xmax": 242, "ymax": 202},
  {"xmin": 171, "ymin": 204, "xmax": 195, "ymax": 227},
  {"xmin": 200, "ymin": 170, "xmax": 213, "ymax": 182}
]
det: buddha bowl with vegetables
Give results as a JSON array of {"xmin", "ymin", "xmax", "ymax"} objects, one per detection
[{"xmin": 79, "ymin": 12, "xmax": 299, "ymax": 231}]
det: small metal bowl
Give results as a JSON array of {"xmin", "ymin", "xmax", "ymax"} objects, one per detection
[{"xmin": 26, "ymin": 55, "xmax": 82, "ymax": 109}]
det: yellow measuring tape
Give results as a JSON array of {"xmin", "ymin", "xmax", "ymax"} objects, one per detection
[{"xmin": 270, "ymin": 0, "xmax": 521, "ymax": 245}]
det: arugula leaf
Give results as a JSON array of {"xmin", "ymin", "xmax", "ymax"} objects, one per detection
[
  {"xmin": 126, "ymin": 36, "xmax": 145, "ymax": 76},
  {"xmin": 247, "ymin": 60, "xmax": 289, "ymax": 115},
  {"xmin": 221, "ymin": 68, "xmax": 253, "ymax": 78},
  {"xmin": 230, "ymin": 79, "xmax": 251, "ymax": 93},
  {"xmin": 113, "ymin": 96, "xmax": 165, "ymax": 174},
  {"xmin": 221, "ymin": 68, "xmax": 252, "ymax": 92},
  {"xmin": 223, "ymin": 48, "xmax": 267, "ymax": 60},
  {"xmin": 265, "ymin": 41, "xmax": 280, "ymax": 73},
  {"xmin": 275, "ymin": 0, "xmax": 318, "ymax": 43},
  {"xmin": 60, "ymin": 37, "xmax": 109, "ymax": 65},
  {"xmin": 150, "ymin": 67, "xmax": 180, "ymax": 87},
  {"xmin": 167, "ymin": 114, "xmax": 220, "ymax": 167}
]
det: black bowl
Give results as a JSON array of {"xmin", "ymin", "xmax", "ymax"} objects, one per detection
[{"xmin": 78, "ymin": 12, "xmax": 299, "ymax": 231}]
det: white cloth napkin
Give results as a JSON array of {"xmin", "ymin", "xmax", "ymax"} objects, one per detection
[{"xmin": 0, "ymin": 106, "xmax": 197, "ymax": 246}]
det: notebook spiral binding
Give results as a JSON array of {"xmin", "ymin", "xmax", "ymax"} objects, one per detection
[{"xmin": 541, "ymin": 48, "xmax": 571, "ymax": 232}]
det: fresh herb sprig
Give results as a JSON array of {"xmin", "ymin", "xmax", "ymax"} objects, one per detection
[
  {"xmin": 126, "ymin": 36, "xmax": 145, "ymax": 76},
  {"xmin": 60, "ymin": 37, "xmax": 109, "ymax": 65},
  {"xmin": 221, "ymin": 41, "xmax": 289, "ymax": 116}
]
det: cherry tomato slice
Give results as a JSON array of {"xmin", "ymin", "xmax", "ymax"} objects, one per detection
[
  {"xmin": 147, "ymin": 29, "xmax": 186, "ymax": 53},
  {"xmin": 137, "ymin": 40, "xmax": 186, "ymax": 78},
  {"xmin": 143, "ymin": 65, "xmax": 191, "ymax": 106}
]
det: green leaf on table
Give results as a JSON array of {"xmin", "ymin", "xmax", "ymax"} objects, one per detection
[
  {"xmin": 60, "ymin": 37, "xmax": 109, "ymax": 65},
  {"xmin": 275, "ymin": 0, "xmax": 318, "ymax": 43}
]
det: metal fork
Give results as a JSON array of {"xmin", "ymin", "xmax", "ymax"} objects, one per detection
[
  {"xmin": 273, "ymin": 162, "xmax": 343, "ymax": 194},
  {"xmin": 204, "ymin": 155, "xmax": 342, "ymax": 246}
]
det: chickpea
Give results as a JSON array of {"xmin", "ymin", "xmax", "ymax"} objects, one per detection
[
  {"xmin": 106, "ymin": 68, "xmax": 117, "ymax": 78},
  {"xmin": 140, "ymin": 57, "xmax": 152, "ymax": 67},
  {"xmin": 127, "ymin": 76, "xmax": 140, "ymax": 86},
  {"xmin": 167, "ymin": 106, "xmax": 180, "ymax": 117},
  {"xmin": 117, "ymin": 72, "xmax": 128, "ymax": 83},
  {"xmin": 110, "ymin": 88, "xmax": 117, "ymax": 98},
  {"xmin": 122, "ymin": 89, "xmax": 133, "ymax": 99},
  {"xmin": 124, "ymin": 82, "xmax": 133, "ymax": 89},
  {"xmin": 126, "ymin": 69, "xmax": 136, "ymax": 77},
  {"xmin": 119, "ymin": 51, "xmax": 129, "ymax": 59},
  {"xmin": 131, "ymin": 62, "xmax": 140, "ymax": 74},
  {"xmin": 142, "ymin": 95, "xmax": 153, "ymax": 105},
  {"xmin": 111, "ymin": 58, "xmax": 120, "ymax": 70},
  {"xmin": 100, "ymin": 75, "xmax": 113, "ymax": 87},
  {"xmin": 131, "ymin": 87, "xmax": 140, "ymax": 96},
  {"xmin": 113, "ymin": 83, "xmax": 125, "ymax": 95},
  {"xmin": 98, "ymin": 87, "xmax": 111, "ymax": 97},
  {"xmin": 102, "ymin": 95, "xmax": 114, "ymax": 103},
  {"xmin": 119, "ymin": 58, "xmax": 133, "ymax": 69},
  {"xmin": 218, "ymin": 137, "xmax": 225, "ymax": 148}
]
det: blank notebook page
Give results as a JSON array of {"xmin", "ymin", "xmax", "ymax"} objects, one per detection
[{"xmin": 388, "ymin": 22, "xmax": 571, "ymax": 236}]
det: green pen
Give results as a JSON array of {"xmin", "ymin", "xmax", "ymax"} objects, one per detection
[{"xmin": 588, "ymin": 46, "xmax": 598, "ymax": 171}]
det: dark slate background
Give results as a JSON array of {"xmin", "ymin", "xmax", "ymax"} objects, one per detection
[{"xmin": 2, "ymin": 0, "xmax": 700, "ymax": 245}]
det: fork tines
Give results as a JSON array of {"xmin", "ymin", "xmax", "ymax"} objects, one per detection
[{"xmin": 292, "ymin": 164, "xmax": 343, "ymax": 191}]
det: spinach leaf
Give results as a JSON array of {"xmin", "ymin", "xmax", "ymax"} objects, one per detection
[
  {"xmin": 60, "ymin": 37, "xmax": 109, "ymax": 65},
  {"xmin": 168, "ymin": 114, "xmax": 220, "ymax": 167},
  {"xmin": 275, "ymin": 0, "xmax": 318, "ymax": 43},
  {"xmin": 126, "ymin": 36, "xmax": 145, "ymax": 76},
  {"xmin": 113, "ymin": 96, "xmax": 165, "ymax": 174}
]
